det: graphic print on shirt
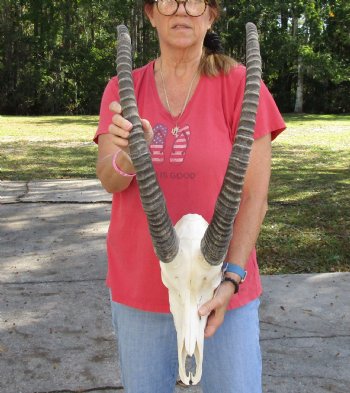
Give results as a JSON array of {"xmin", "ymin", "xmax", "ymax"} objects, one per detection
[
  {"xmin": 150, "ymin": 123, "xmax": 191, "ymax": 165},
  {"xmin": 150, "ymin": 124, "xmax": 168, "ymax": 163},
  {"xmin": 170, "ymin": 125, "xmax": 190, "ymax": 164}
]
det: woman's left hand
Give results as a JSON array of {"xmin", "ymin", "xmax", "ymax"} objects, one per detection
[{"xmin": 198, "ymin": 281, "xmax": 236, "ymax": 338}]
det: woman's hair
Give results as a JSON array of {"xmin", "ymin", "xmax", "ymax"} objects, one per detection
[{"xmin": 143, "ymin": 0, "xmax": 237, "ymax": 76}]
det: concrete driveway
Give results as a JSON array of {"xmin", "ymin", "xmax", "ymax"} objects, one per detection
[{"xmin": 1, "ymin": 180, "xmax": 349, "ymax": 393}]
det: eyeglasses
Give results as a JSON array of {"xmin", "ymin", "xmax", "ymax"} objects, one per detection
[{"xmin": 154, "ymin": 0, "xmax": 208, "ymax": 17}]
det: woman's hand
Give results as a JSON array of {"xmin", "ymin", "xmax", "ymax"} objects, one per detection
[
  {"xmin": 96, "ymin": 101, "xmax": 153, "ymax": 193},
  {"xmin": 109, "ymin": 101, "xmax": 154, "ymax": 153},
  {"xmin": 198, "ymin": 280, "xmax": 236, "ymax": 338}
]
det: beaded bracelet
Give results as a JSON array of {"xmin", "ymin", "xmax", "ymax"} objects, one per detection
[
  {"xmin": 112, "ymin": 150, "xmax": 136, "ymax": 178},
  {"xmin": 222, "ymin": 277, "xmax": 240, "ymax": 294}
]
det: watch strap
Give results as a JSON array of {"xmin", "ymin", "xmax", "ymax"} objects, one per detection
[{"xmin": 223, "ymin": 263, "xmax": 247, "ymax": 282}]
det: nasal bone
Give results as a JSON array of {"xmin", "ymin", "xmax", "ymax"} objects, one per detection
[{"xmin": 184, "ymin": 301, "xmax": 202, "ymax": 355}]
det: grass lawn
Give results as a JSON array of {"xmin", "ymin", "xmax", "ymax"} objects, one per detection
[
  {"xmin": 0, "ymin": 115, "xmax": 98, "ymax": 179},
  {"xmin": 260, "ymin": 113, "xmax": 349, "ymax": 274},
  {"xmin": 0, "ymin": 113, "xmax": 349, "ymax": 274}
]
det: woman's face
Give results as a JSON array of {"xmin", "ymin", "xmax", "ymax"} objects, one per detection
[{"xmin": 145, "ymin": 1, "xmax": 216, "ymax": 53}]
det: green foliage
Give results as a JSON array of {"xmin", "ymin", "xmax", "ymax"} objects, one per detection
[
  {"xmin": 0, "ymin": 0, "xmax": 151, "ymax": 115},
  {"xmin": 0, "ymin": 0, "xmax": 349, "ymax": 114}
]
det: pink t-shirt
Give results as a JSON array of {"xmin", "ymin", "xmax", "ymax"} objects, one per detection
[{"xmin": 95, "ymin": 61, "xmax": 286, "ymax": 313}]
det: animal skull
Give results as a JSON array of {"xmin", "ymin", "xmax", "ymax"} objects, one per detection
[
  {"xmin": 160, "ymin": 214, "xmax": 222, "ymax": 385},
  {"xmin": 116, "ymin": 23, "xmax": 261, "ymax": 386}
]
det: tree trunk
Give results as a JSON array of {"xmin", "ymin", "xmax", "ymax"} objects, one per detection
[{"xmin": 294, "ymin": 55, "xmax": 304, "ymax": 113}]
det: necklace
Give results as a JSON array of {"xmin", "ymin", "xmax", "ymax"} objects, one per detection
[{"xmin": 159, "ymin": 59, "xmax": 198, "ymax": 136}]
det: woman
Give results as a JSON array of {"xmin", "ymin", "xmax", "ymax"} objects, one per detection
[{"xmin": 94, "ymin": 1, "xmax": 285, "ymax": 392}]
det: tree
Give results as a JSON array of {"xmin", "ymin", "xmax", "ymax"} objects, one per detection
[{"xmin": 0, "ymin": 0, "xmax": 349, "ymax": 114}]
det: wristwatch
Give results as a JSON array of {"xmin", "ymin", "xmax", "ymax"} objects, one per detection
[{"xmin": 222, "ymin": 262, "xmax": 247, "ymax": 283}]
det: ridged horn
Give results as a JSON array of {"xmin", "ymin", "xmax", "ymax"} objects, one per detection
[
  {"xmin": 116, "ymin": 25, "xmax": 179, "ymax": 263},
  {"xmin": 200, "ymin": 22, "xmax": 262, "ymax": 265}
]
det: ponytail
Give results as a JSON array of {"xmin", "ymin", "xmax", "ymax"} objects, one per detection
[{"xmin": 199, "ymin": 31, "xmax": 237, "ymax": 77}]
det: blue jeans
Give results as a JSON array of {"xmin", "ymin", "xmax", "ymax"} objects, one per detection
[{"xmin": 110, "ymin": 298, "xmax": 262, "ymax": 393}]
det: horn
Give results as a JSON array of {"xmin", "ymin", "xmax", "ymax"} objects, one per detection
[
  {"xmin": 201, "ymin": 22, "xmax": 262, "ymax": 265},
  {"xmin": 116, "ymin": 25, "xmax": 179, "ymax": 263}
]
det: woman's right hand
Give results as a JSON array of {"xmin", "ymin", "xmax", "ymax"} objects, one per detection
[
  {"xmin": 108, "ymin": 101, "xmax": 154, "ymax": 154},
  {"xmin": 96, "ymin": 101, "xmax": 154, "ymax": 193}
]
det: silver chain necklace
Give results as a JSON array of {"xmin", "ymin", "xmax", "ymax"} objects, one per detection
[{"xmin": 159, "ymin": 59, "xmax": 198, "ymax": 136}]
